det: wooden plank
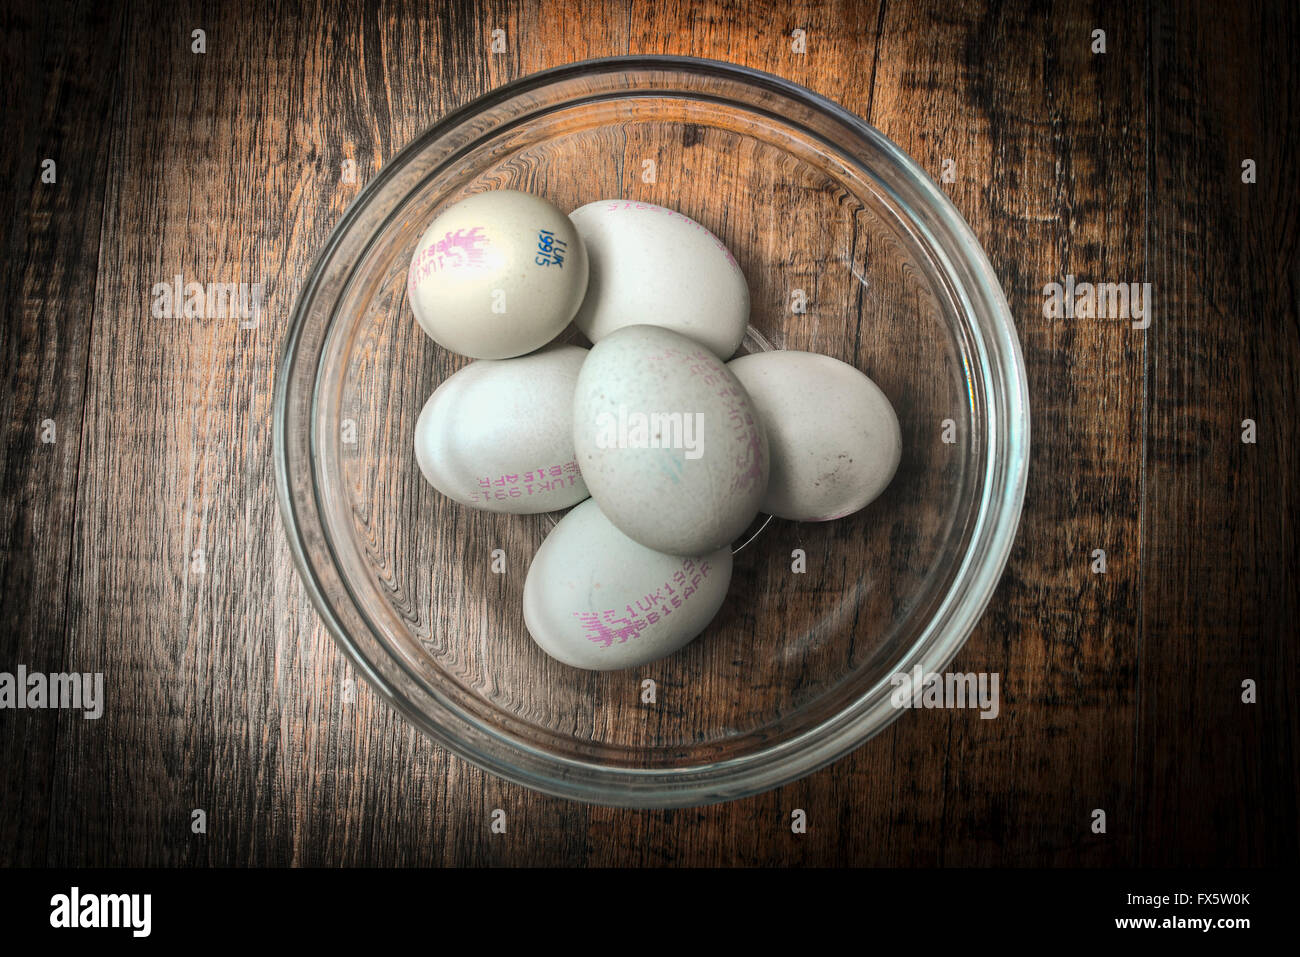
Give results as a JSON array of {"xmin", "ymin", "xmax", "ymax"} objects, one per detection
[
  {"xmin": 578, "ymin": 0, "xmax": 904, "ymax": 864},
  {"xmin": 0, "ymin": 0, "xmax": 123, "ymax": 866},
  {"xmin": 1137, "ymin": 0, "xmax": 1300, "ymax": 865},
  {"xmin": 864, "ymin": 0, "xmax": 1150, "ymax": 865}
]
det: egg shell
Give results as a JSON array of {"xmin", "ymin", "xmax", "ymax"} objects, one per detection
[
  {"xmin": 408, "ymin": 190, "xmax": 588, "ymax": 359},
  {"xmin": 727, "ymin": 350, "xmax": 902, "ymax": 522},
  {"xmin": 414, "ymin": 345, "xmax": 590, "ymax": 514},
  {"xmin": 573, "ymin": 324, "xmax": 769, "ymax": 555},
  {"xmin": 568, "ymin": 199, "xmax": 749, "ymax": 359},
  {"xmin": 522, "ymin": 499, "xmax": 733, "ymax": 671}
]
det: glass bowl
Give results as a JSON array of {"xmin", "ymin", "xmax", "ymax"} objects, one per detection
[{"xmin": 273, "ymin": 55, "xmax": 1030, "ymax": 808}]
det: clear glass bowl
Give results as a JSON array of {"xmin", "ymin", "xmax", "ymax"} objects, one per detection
[{"xmin": 274, "ymin": 56, "xmax": 1030, "ymax": 808}]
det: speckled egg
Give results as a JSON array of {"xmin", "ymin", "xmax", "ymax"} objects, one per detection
[
  {"xmin": 573, "ymin": 325, "xmax": 769, "ymax": 555},
  {"xmin": 728, "ymin": 350, "xmax": 901, "ymax": 521},
  {"xmin": 408, "ymin": 190, "xmax": 588, "ymax": 359},
  {"xmin": 522, "ymin": 498, "xmax": 733, "ymax": 671},
  {"xmin": 414, "ymin": 345, "xmax": 589, "ymax": 513}
]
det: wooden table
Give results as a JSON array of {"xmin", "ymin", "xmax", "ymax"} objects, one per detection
[{"xmin": 1, "ymin": 0, "xmax": 1295, "ymax": 866}]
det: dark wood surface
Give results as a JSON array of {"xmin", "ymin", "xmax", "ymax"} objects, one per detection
[{"xmin": 1, "ymin": 0, "xmax": 1296, "ymax": 866}]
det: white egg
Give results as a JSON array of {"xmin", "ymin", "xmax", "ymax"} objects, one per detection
[
  {"xmin": 573, "ymin": 325, "xmax": 769, "ymax": 555},
  {"xmin": 414, "ymin": 345, "xmax": 590, "ymax": 513},
  {"xmin": 728, "ymin": 351, "xmax": 902, "ymax": 521},
  {"xmin": 523, "ymin": 499, "xmax": 732, "ymax": 670},
  {"xmin": 568, "ymin": 200, "xmax": 749, "ymax": 359},
  {"xmin": 408, "ymin": 190, "xmax": 588, "ymax": 359}
]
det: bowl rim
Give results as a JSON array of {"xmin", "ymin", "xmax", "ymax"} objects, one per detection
[{"xmin": 273, "ymin": 53, "xmax": 1031, "ymax": 808}]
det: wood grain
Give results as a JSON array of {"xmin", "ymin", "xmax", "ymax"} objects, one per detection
[
  {"xmin": 1137, "ymin": 0, "xmax": 1299, "ymax": 866},
  {"xmin": 0, "ymin": 0, "xmax": 126, "ymax": 866},
  {"xmin": 0, "ymin": 0, "xmax": 1295, "ymax": 866},
  {"xmin": 879, "ymin": 0, "xmax": 1157, "ymax": 867}
]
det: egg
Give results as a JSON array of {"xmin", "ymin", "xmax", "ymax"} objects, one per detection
[
  {"xmin": 414, "ymin": 345, "xmax": 590, "ymax": 513},
  {"xmin": 573, "ymin": 325, "xmax": 769, "ymax": 555},
  {"xmin": 568, "ymin": 200, "xmax": 749, "ymax": 359},
  {"xmin": 727, "ymin": 351, "xmax": 902, "ymax": 521},
  {"xmin": 408, "ymin": 190, "xmax": 588, "ymax": 359},
  {"xmin": 522, "ymin": 499, "xmax": 733, "ymax": 670}
]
